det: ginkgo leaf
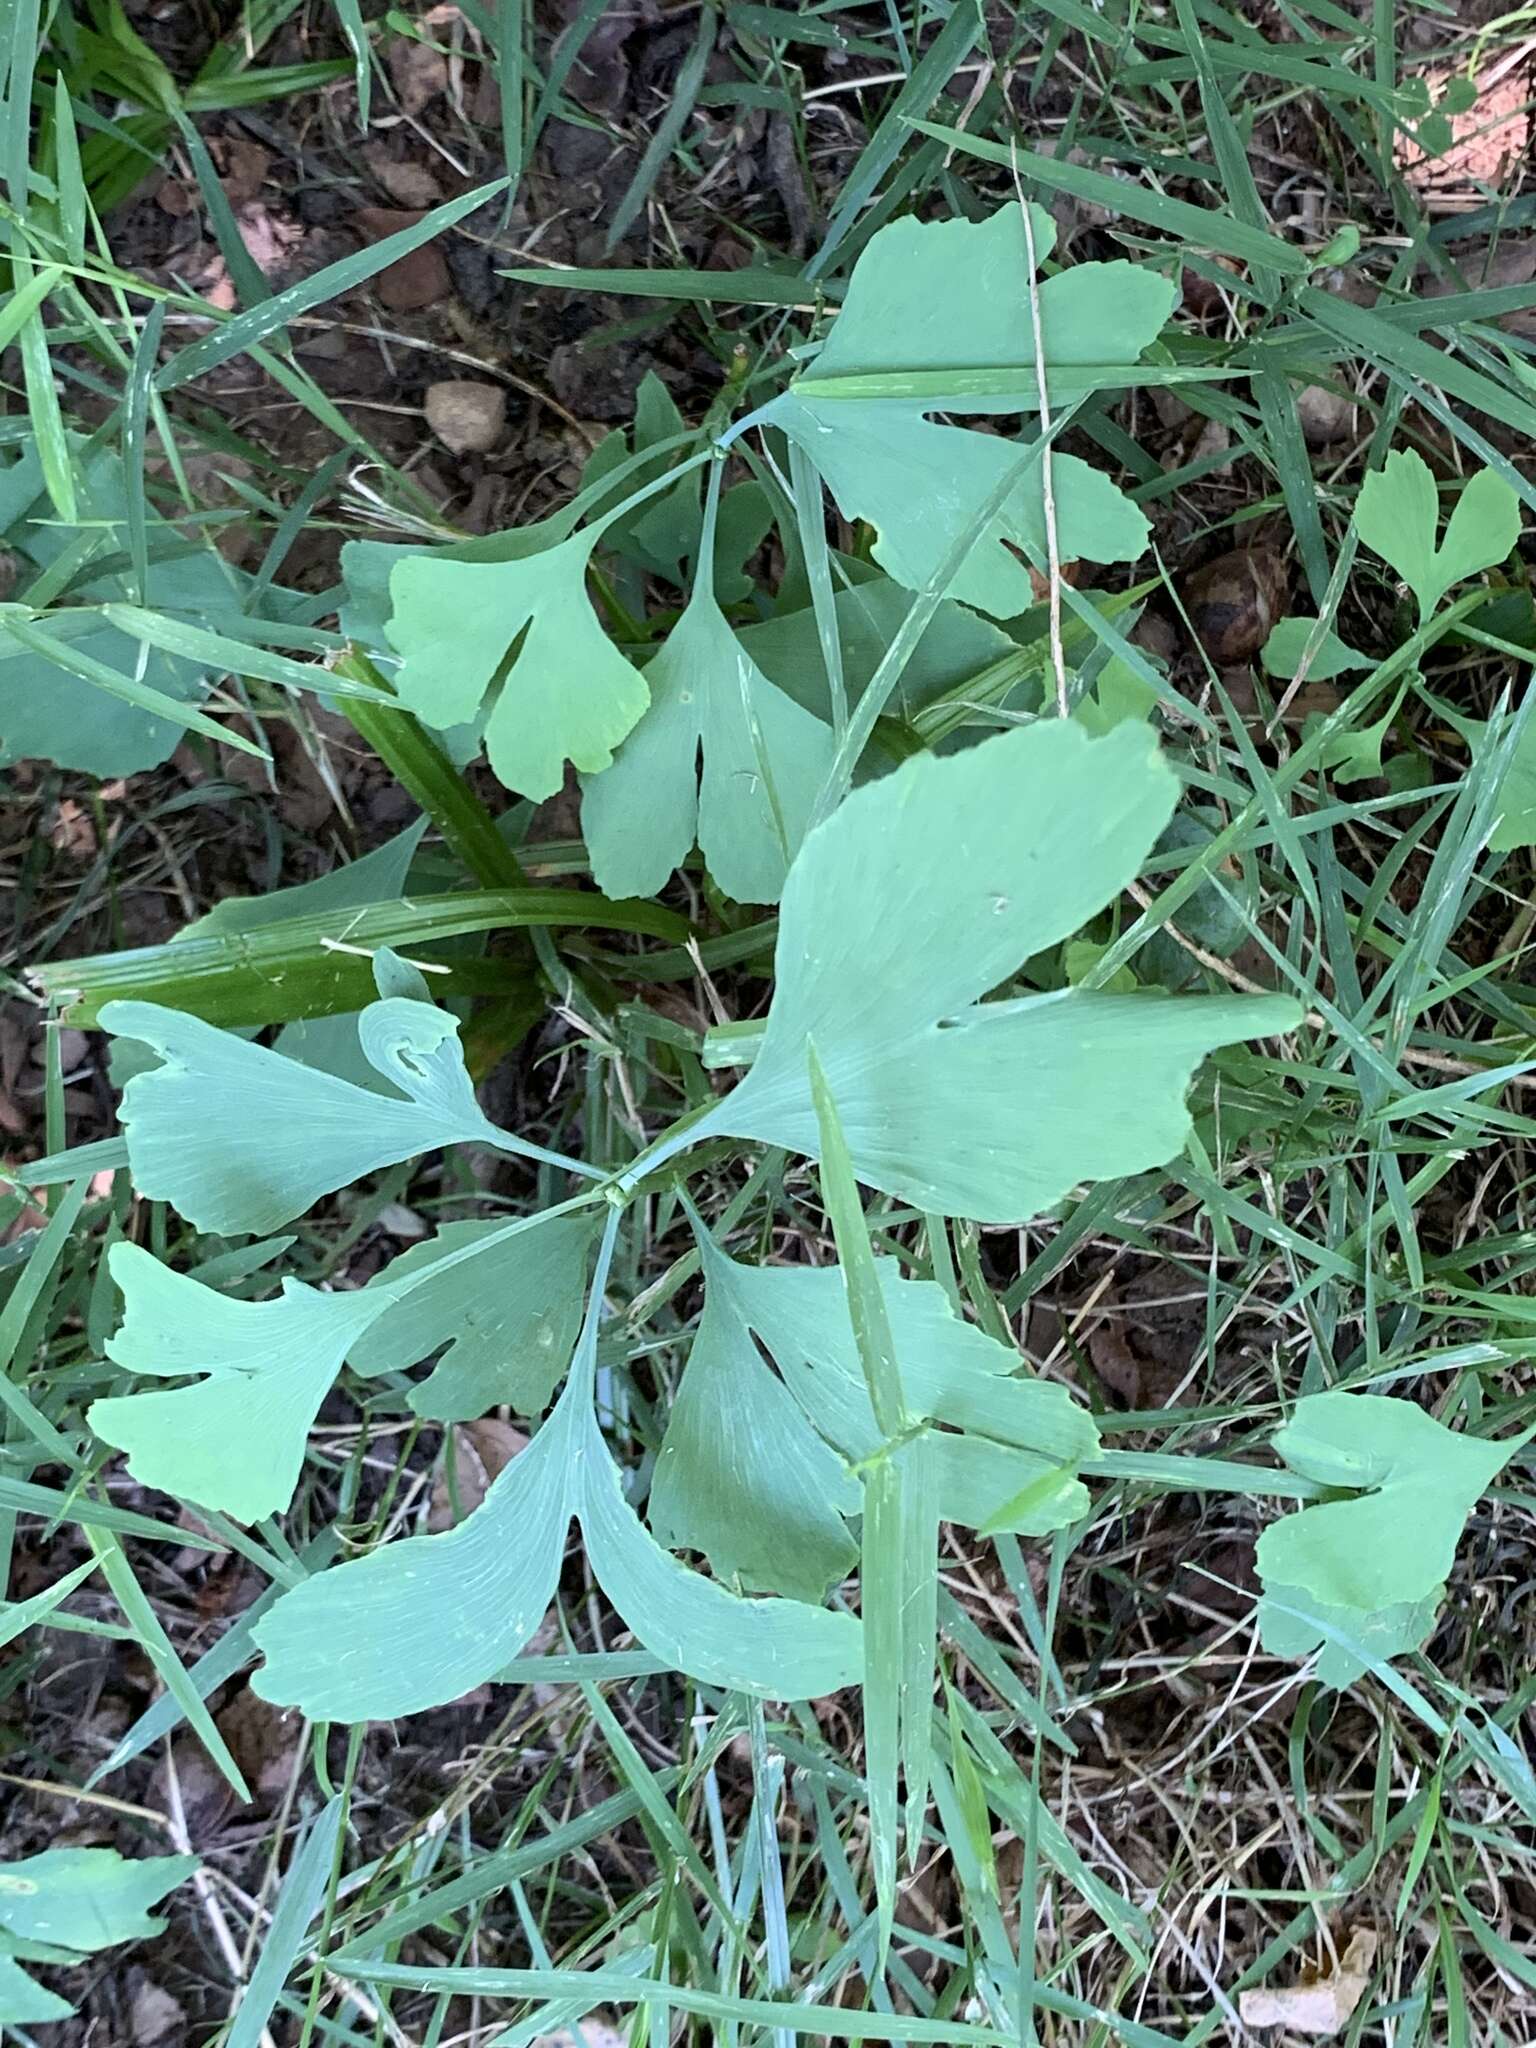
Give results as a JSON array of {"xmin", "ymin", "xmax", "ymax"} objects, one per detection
[
  {"xmin": 1139, "ymin": 810, "xmax": 1257, "ymax": 991},
  {"xmin": 652, "ymin": 1213, "xmax": 1093, "ymax": 1615},
  {"xmin": 1261, "ymin": 616, "xmax": 1373, "ymax": 682},
  {"xmin": 102, "ymin": 996, "xmax": 523, "ymax": 1233},
  {"xmin": 580, "ymin": 588, "xmax": 833, "ymax": 904},
  {"xmin": 679, "ymin": 720, "xmax": 1300, "ymax": 1221},
  {"xmin": 89, "ymin": 1243, "xmax": 389, "ymax": 1521},
  {"xmin": 1071, "ymin": 654, "xmax": 1158, "ymax": 736},
  {"xmin": 350, "ymin": 1211, "xmax": 599, "ymax": 1421},
  {"xmin": 1437, "ymin": 467, "xmax": 1523, "ymax": 600},
  {"xmin": 1423, "ymin": 690, "xmax": 1536, "ymax": 853},
  {"xmin": 0, "ymin": 1846, "xmax": 196, "ymax": 2021},
  {"xmin": 386, "ymin": 533, "xmax": 648, "ymax": 800},
  {"xmin": 762, "ymin": 207, "xmax": 1176, "ymax": 616},
  {"xmin": 1492, "ymin": 710, "xmax": 1536, "ymax": 853},
  {"xmin": 709, "ymin": 1245, "xmax": 1097, "ymax": 1521},
  {"xmin": 1255, "ymin": 1391, "xmax": 1521, "ymax": 1684},
  {"xmin": 252, "ymin": 1374, "xmax": 864, "ymax": 1719},
  {"xmin": 252, "ymin": 1389, "xmax": 581, "ymax": 1719},
  {"xmin": 649, "ymin": 1231, "xmax": 860, "ymax": 1602},
  {"xmin": 1256, "ymin": 1584, "xmax": 1441, "ymax": 1691},
  {"xmin": 0, "ymin": 1956, "xmax": 71, "ymax": 2025},
  {"xmin": 0, "ymin": 443, "xmax": 271, "ymax": 776},
  {"xmin": 1356, "ymin": 451, "xmax": 1521, "ymax": 620},
  {"xmin": 0, "ymin": 1846, "xmax": 198, "ymax": 1952},
  {"xmin": 581, "ymin": 371, "xmax": 772, "ymax": 603},
  {"xmin": 741, "ymin": 572, "xmax": 1019, "ymax": 729},
  {"xmin": 576, "ymin": 1402, "xmax": 863, "ymax": 1699}
]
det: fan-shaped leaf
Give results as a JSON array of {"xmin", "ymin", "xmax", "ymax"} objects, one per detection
[
  {"xmin": 762, "ymin": 208, "xmax": 1176, "ymax": 616},
  {"xmin": 741, "ymin": 572, "xmax": 1019, "ymax": 728},
  {"xmin": 1256, "ymin": 1391, "xmax": 1522, "ymax": 1685},
  {"xmin": 576, "ymin": 1403, "xmax": 864, "ymax": 1700},
  {"xmin": 711, "ymin": 1245, "xmax": 1097, "ymax": 1523},
  {"xmin": 581, "ymin": 588, "xmax": 833, "ymax": 904},
  {"xmin": 386, "ymin": 533, "xmax": 648, "ymax": 800},
  {"xmin": 89, "ymin": 1244, "xmax": 388, "ymax": 1521},
  {"xmin": 681, "ymin": 721, "xmax": 1300, "ymax": 1221},
  {"xmin": 649, "ymin": 1232, "xmax": 860, "ymax": 1603},
  {"xmin": 351, "ymin": 1211, "xmax": 599, "ymax": 1421},
  {"xmin": 0, "ymin": 1846, "xmax": 197, "ymax": 1951},
  {"xmin": 0, "ymin": 444, "xmax": 267, "ymax": 776},
  {"xmin": 252, "ymin": 1390, "xmax": 580, "ymax": 1720},
  {"xmin": 102, "ymin": 996, "xmax": 521, "ymax": 1233},
  {"xmin": 253, "ymin": 1374, "xmax": 865, "ymax": 1719},
  {"xmin": 652, "ymin": 1222, "xmax": 1095, "ymax": 1613},
  {"xmin": 1261, "ymin": 616, "xmax": 1372, "ymax": 683},
  {"xmin": 0, "ymin": 1847, "xmax": 196, "ymax": 2021},
  {"xmin": 1356, "ymin": 452, "xmax": 1521, "ymax": 621}
]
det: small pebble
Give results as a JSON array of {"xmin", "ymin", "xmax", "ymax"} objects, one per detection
[
  {"xmin": 425, "ymin": 380, "xmax": 507, "ymax": 454},
  {"xmin": 1297, "ymin": 383, "xmax": 1356, "ymax": 447}
]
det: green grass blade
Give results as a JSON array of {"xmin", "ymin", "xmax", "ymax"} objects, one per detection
[
  {"xmin": 908, "ymin": 122, "xmax": 1309, "ymax": 277},
  {"xmin": 87, "ymin": 1528, "xmax": 251, "ymax": 1801},
  {"xmin": 809, "ymin": 1041, "xmax": 917, "ymax": 1949},
  {"xmin": 604, "ymin": 2, "xmax": 712, "ymax": 253},
  {"xmin": 226, "ymin": 1796, "xmax": 344, "ymax": 2048},
  {"xmin": 0, "ymin": 1176, "xmax": 89, "ymax": 1466},
  {"xmin": 0, "ymin": 261, "xmax": 62, "ymax": 350},
  {"xmin": 156, "ymin": 180, "xmax": 506, "ymax": 390},
  {"xmin": 30, "ymin": 886, "xmax": 685, "ymax": 1027},
  {"xmin": 0, "ymin": 1557, "xmax": 100, "ymax": 1651}
]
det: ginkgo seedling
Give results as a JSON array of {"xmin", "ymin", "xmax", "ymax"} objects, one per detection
[
  {"xmin": 759, "ymin": 205, "xmax": 1176, "ymax": 616},
  {"xmin": 1255, "ymin": 1390, "xmax": 1523, "ymax": 1686},
  {"xmin": 90, "ymin": 717, "xmax": 1298, "ymax": 1725},
  {"xmin": 1355, "ymin": 451, "xmax": 1520, "ymax": 621}
]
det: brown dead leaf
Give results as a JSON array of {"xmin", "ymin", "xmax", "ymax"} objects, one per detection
[
  {"xmin": 196, "ymin": 205, "xmax": 303, "ymax": 311},
  {"xmin": 48, "ymin": 798, "xmax": 96, "ymax": 860},
  {"xmin": 1239, "ymin": 1929, "xmax": 1377, "ymax": 2037},
  {"xmin": 155, "ymin": 175, "xmax": 196, "ymax": 217},
  {"xmin": 215, "ymin": 1684, "xmax": 302, "ymax": 1805},
  {"xmin": 388, "ymin": 30, "xmax": 450, "ymax": 115},
  {"xmin": 362, "ymin": 143, "xmax": 446, "ymax": 209},
  {"xmin": 429, "ymin": 1418, "xmax": 528, "ymax": 1530},
  {"xmin": 159, "ymin": 1733, "xmax": 235, "ymax": 1840},
  {"xmin": 210, "ymin": 135, "xmax": 270, "ymax": 207},
  {"xmin": 1026, "ymin": 558, "xmax": 1084, "ymax": 603},
  {"xmin": 129, "ymin": 1974, "xmax": 188, "ymax": 2047}
]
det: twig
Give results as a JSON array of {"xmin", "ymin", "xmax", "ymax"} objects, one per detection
[
  {"xmin": 1011, "ymin": 140, "xmax": 1068, "ymax": 718},
  {"xmin": 163, "ymin": 1740, "xmax": 275, "ymax": 2048}
]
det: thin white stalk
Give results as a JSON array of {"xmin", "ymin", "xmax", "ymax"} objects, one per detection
[{"xmin": 1011, "ymin": 142, "xmax": 1068, "ymax": 718}]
